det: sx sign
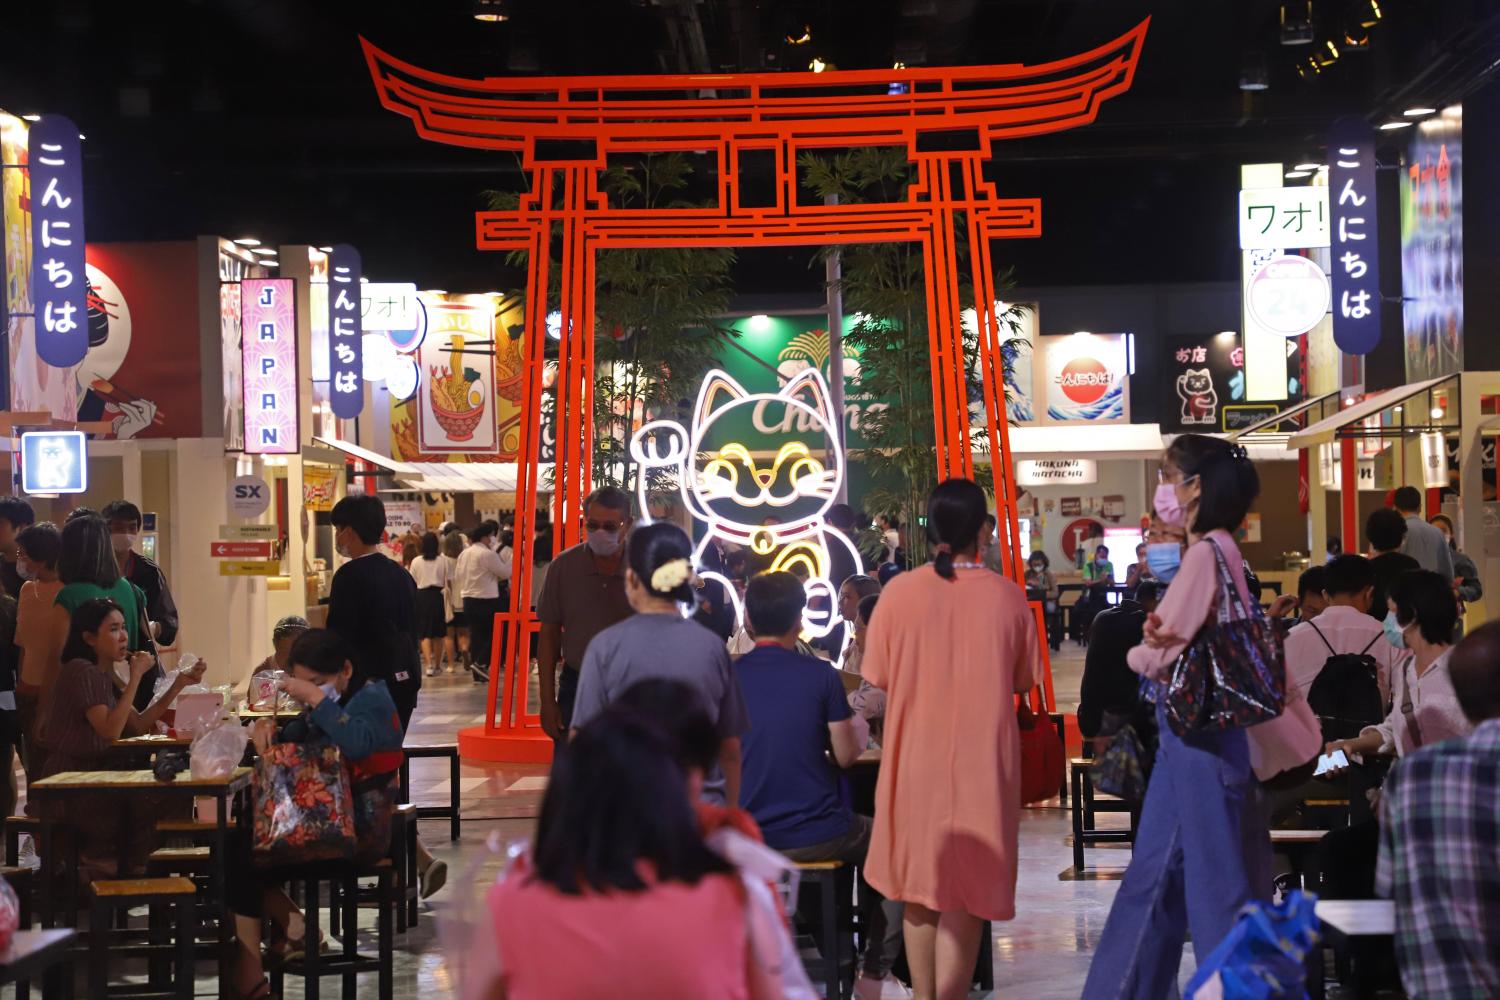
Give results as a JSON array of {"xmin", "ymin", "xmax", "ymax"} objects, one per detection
[{"xmin": 229, "ymin": 475, "xmax": 272, "ymax": 518}]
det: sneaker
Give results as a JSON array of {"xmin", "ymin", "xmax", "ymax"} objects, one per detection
[
  {"xmin": 17, "ymin": 834, "xmax": 39, "ymax": 870},
  {"xmin": 425, "ymin": 662, "xmax": 443, "ymax": 677},
  {"xmin": 854, "ymin": 975, "xmax": 910, "ymax": 1000},
  {"xmin": 419, "ymin": 859, "xmax": 448, "ymax": 899}
]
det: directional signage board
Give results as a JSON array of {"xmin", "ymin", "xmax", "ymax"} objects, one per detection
[
  {"xmin": 218, "ymin": 560, "xmax": 281, "ymax": 577},
  {"xmin": 218, "ymin": 524, "xmax": 278, "ymax": 541},
  {"xmin": 210, "ymin": 540, "xmax": 273, "ymax": 559}
]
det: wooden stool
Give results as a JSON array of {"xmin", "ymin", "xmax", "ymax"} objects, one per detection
[
  {"xmin": 87, "ymin": 877, "xmax": 196, "ymax": 1000},
  {"xmin": 2, "ymin": 865, "xmax": 34, "ymax": 931},
  {"xmin": 398, "ymin": 744, "xmax": 461, "ymax": 841},
  {"xmin": 1271, "ymin": 829, "xmax": 1327, "ymax": 892},
  {"xmin": 271, "ymin": 862, "xmax": 396, "ymax": 1000},
  {"xmin": 4, "ymin": 815, "xmax": 41, "ymax": 867},
  {"xmin": 1069, "ymin": 757, "xmax": 1139, "ymax": 873},
  {"xmin": 394, "ymin": 803, "xmax": 419, "ymax": 931},
  {"xmin": 153, "ymin": 818, "xmax": 237, "ymax": 848},
  {"xmin": 794, "ymin": 861, "xmax": 853, "ymax": 1000}
]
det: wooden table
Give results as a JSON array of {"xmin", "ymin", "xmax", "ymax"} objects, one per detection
[
  {"xmin": 28, "ymin": 767, "xmax": 254, "ymax": 998},
  {"xmin": 0, "ymin": 929, "xmax": 77, "ymax": 1000},
  {"xmin": 109, "ymin": 734, "xmax": 194, "ymax": 767},
  {"xmin": 1308, "ymin": 899, "xmax": 1395, "ymax": 1000}
]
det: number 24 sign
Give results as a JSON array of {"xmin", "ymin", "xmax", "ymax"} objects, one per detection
[{"xmin": 1247, "ymin": 254, "xmax": 1330, "ymax": 338}]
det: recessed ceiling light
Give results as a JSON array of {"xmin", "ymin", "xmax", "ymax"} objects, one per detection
[
  {"xmin": 20, "ymin": 114, "xmax": 40, "ymax": 122},
  {"xmin": 1403, "ymin": 107, "xmax": 1437, "ymax": 117},
  {"xmin": 1379, "ymin": 121, "xmax": 1413, "ymax": 130},
  {"xmin": 317, "ymin": 245, "xmax": 333, "ymax": 252},
  {"xmin": 1285, "ymin": 170, "xmax": 1311, "ymax": 179},
  {"xmin": 1431, "ymin": 407, "xmax": 1445, "ymax": 419},
  {"xmin": 809, "ymin": 57, "xmax": 828, "ymax": 73},
  {"xmin": 250, "ymin": 247, "xmax": 277, "ymax": 256},
  {"xmin": 1294, "ymin": 162, "xmax": 1321, "ymax": 171},
  {"xmin": 473, "ymin": 0, "xmax": 508, "ymax": 21},
  {"xmin": 426, "ymin": 289, "xmax": 447, "ymax": 295},
  {"xmin": 77, "ymin": 133, "xmax": 86, "ymax": 140},
  {"xmin": 233, "ymin": 237, "xmax": 261, "ymax": 247}
]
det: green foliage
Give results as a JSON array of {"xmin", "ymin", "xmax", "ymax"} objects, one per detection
[
  {"xmin": 799, "ymin": 147, "xmax": 1030, "ymax": 563},
  {"xmin": 482, "ymin": 152, "xmax": 737, "ymax": 490}
]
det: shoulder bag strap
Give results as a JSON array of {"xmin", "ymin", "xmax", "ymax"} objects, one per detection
[
  {"xmin": 1204, "ymin": 537, "xmax": 1249, "ymax": 623},
  {"xmin": 1399, "ymin": 659, "xmax": 1424, "ymax": 749}
]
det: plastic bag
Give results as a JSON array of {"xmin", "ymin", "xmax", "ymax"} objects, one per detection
[
  {"xmin": 249, "ymin": 670, "xmax": 283, "ymax": 711},
  {"xmin": 189, "ymin": 717, "xmax": 249, "ymax": 780},
  {"xmin": 252, "ymin": 742, "xmax": 355, "ymax": 866},
  {"xmin": 152, "ymin": 668, "xmax": 180, "ymax": 704},
  {"xmin": 0, "ymin": 875, "xmax": 17, "ymax": 951},
  {"xmin": 1185, "ymin": 890, "xmax": 1320, "ymax": 1000}
]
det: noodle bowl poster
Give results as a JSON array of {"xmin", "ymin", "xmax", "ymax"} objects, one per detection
[{"xmin": 415, "ymin": 297, "xmax": 499, "ymax": 455}]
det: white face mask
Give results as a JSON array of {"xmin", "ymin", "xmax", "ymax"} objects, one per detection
[
  {"xmin": 15, "ymin": 559, "xmax": 36, "ymax": 582},
  {"xmin": 111, "ymin": 532, "xmax": 138, "ymax": 553}
]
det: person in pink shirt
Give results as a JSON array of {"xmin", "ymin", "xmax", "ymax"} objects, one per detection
[
  {"xmin": 1083, "ymin": 435, "xmax": 1274, "ymax": 1000},
  {"xmin": 475, "ymin": 709, "xmax": 808, "ymax": 1000}
]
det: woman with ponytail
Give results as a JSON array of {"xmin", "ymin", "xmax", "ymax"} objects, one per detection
[
  {"xmin": 569, "ymin": 521, "xmax": 751, "ymax": 805},
  {"xmin": 860, "ymin": 478, "xmax": 1040, "ymax": 1000},
  {"xmin": 1083, "ymin": 433, "xmax": 1274, "ymax": 999}
]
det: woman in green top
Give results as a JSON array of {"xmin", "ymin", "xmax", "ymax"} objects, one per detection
[{"xmin": 49, "ymin": 515, "xmax": 157, "ymax": 710}]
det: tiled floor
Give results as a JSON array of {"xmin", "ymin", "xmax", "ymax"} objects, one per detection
[{"xmin": 46, "ymin": 642, "xmax": 1209, "ymax": 998}]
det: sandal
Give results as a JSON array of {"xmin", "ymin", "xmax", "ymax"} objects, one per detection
[{"xmin": 265, "ymin": 928, "xmax": 325, "ymax": 967}]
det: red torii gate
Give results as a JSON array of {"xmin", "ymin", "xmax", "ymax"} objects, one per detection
[{"xmin": 363, "ymin": 21, "xmax": 1149, "ymax": 761}]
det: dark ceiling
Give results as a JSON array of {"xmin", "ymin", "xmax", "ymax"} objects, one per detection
[{"xmin": 3, "ymin": 0, "xmax": 1498, "ymax": 297}]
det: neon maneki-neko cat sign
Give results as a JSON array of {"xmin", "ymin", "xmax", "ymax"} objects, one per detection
[{"xmin": 632, "ymin": 367, "xmax": 862, "ymax": 639}]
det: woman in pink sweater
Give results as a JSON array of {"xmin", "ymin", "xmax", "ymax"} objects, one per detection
[{"xmin": 1083, "ymin": 435, "xmax": 1275, "ymax": 999}]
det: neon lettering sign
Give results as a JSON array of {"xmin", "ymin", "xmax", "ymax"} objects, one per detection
[
  {"xmin": 632, "ymin": 367, "xmax": 862, "ymax": 638},
  {"xmin": 241, "ymin": 278, "xmax": 299, "ymax": 454}
]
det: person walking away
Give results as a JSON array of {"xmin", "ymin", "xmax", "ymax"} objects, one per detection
[
  {"xmin": 1376, "ymin": 620, "xmax": 1500, "ymax": 999},
  {"xmin": 1077, "ymin": 579, "xmax": 1164, "ymax": 784},
  {"xmin": 1366, "ymin": 507, "xmax": 1419, "ymax": 623},
  {"xmin": 326, "ymin": 495, "xmax": 445, "ymax": 897},
  {"xmin": 0, "ymin": 497, "xmax": 36, "ymax": 600},
  {"xmin": 1429, "ymin": 513, "xmax": 1482, "ymax": 633},
  {"xmin": 569, "ymin": 521, "xmax": 749, "ymax": 805},
  {"xmin": 49, "ymin": 515, "xmax": 158, "ymax": 711},
  {"xmin": 861, "ymin": 478, "xmax": 1040, "ymax": 1000},
  {"xmin": 13, "ymin": 523, "xmax": 62, "ymax": 791},
  {"xmin": 733, "ymin": 573, "xmax": 904, "ymax": 999},
  {"xmin": 101, "ymin": 500, "xmax": 179, "ymax": 646},
  {"xmin": 440, "ymin": 527, "xmax": 469, "ymax": 671},
  {"xmin": 1082, "ymin": 436, "xmax": 1274, "ymax": 1000},
  {"xmin": 471, "ymin": 710, "xmax": 808, "ymax": 1000},
  {"xmin": 1392, "ymin": 485, "xmax": 1454, "ymax": 581},
  {"xmin": 409, "ymin": 532, "xmax": 450, "ymax": 676},
  {"xmin": 535, "ymin": 487, "xmax": 634, "ymax": 739},
  {"xmin": 456, "ymin": 520, "xmax": 511, "ymax": 684}
]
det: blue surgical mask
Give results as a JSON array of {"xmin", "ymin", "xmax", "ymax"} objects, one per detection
[
  {"xmin": 1382, "ymin": 611, "xmax": 1408, "ymax": 649},
  {"xmin": 1145, "ymin": 542, "xmax": 1182, "ymax": 583}
]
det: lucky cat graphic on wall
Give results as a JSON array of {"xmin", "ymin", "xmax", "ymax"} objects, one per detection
[
  {"xmin": 632, "ymin": 366, "xmax": 862, "ymax": 638},
  {"xmin": 1176, "ymin": 367, "xmax": 1218, "ymax": 426}
]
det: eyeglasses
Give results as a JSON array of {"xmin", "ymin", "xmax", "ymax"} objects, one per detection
[
  {"xmin": 1156, "ymin": 469, "xmax": 1199, "ymax": 486},
  {"xmin": 585, "ymin": 520, "xmax": 623, "ymax": 533}
]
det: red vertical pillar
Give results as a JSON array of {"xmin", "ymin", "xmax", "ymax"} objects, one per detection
[{"xmin": 1340, "ymin": 437, "xmax": 1359, "ymax": 552}]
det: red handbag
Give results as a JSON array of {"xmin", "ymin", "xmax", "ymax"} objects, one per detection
[{"xmin": 1017, "ymin": 691, "xmax": 1064, "ymax": 806}]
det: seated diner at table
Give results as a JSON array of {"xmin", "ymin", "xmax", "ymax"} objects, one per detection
[
  {"xmin": 36, "ymin": 597, "xmax": 208, "ymax": 872},
  {"xmin": 227, "ymin": 628, "xmax": 405, "ymax": 1000}
]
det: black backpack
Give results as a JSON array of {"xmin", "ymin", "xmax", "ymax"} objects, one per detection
[{"xmin": 1304, "ymin": 622, "xmax": 1385, "ymax": 741}]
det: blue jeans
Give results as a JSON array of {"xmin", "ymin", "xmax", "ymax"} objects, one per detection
[{"xmin": 1081, "ymin": 705, "xmax": 1272, "ymax": 999}]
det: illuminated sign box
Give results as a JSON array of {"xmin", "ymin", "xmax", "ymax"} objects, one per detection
[
  {"xmin": 1238, "ymin": 187, "xmax": 1330, "ymax": 250},
  {"xmin": 240, "ymin": 278, "xmax": 299, "ymax": 455},
  {"xmin": 20, "ymin": 431, "xmax": 88, "ymax": 494}
]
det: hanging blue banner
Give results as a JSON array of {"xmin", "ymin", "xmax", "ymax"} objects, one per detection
[
  {"xmin": 327, "ymin": 243, "xmax": 364, "ymax": 418},
  {"xmin": 28, "ymin": 115, "xmax": 89, "ymax": 368},
  {"xmin": 1329, "ymin": 118, "xmax": 1381, "ymax": 355}
]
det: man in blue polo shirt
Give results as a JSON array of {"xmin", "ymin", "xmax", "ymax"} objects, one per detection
[{"xmin": 735, "ymin": 572, "xmax": 906, "ymax": 1000}]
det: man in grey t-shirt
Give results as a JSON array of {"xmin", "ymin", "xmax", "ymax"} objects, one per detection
[
  {"xmin": 571, "ymin": 612, "xmax": 751, "ymax": 805},
  {"xmin": 1394, "ymin": 486, "xmax": 1454, "ymax": 582}
]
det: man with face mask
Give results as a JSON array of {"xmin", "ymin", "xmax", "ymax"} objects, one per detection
[
  {"xmin": 535, "ymin": 487, "xmax": 635, "ymax": 740},
  {"xmin": 101, "ymin": 500, "xmax": 179, "ymax": 646},
  {"xmin": 456, "ymin": 519, "xmax": 513, "ymax": 684}
]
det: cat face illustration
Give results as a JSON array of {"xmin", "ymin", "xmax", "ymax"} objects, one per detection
[
  {"xmin": 690, "ymin": 368, "xmax": 843, "ymax": 530},
  {"xmin": 1180, "ymin": 369, "xmax": 1213, "ymax": 394}
]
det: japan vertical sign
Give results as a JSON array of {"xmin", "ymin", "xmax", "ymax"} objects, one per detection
[
  {"xmin": 1329, "ymin": 119, "xmax": 1381, "ymax": 355},
  {"xmin": 327, "ymin": 243, "xmax": 363, "ymax": 418},
  {"xmin": 241, "ymin": 278, "xmax": 298, "ymax": 454},
  {"xmin": 27, "ymin": 115, "xmax": 88, "ymax": 367}
]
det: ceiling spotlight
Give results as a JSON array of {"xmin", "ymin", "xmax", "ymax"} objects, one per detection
[
  {"xmin": 1294, "ymin": 162, "xmax": 1321, "ymax": 171},
  {"xmin": 317, "ymin": 245, "xmax": 334, "ymax": 252},
  {"xmin": 1403, "ymin": 107, "xmax": 1437, "ymax": 117},
  {"xmin": 1379, "ymin": 120, "xmax": 1413, "ymax": 130},
  {"xmin": 785, "ymin": 24, "xmax": 811, "ymax": 45},
  {"xmin": 1239, "ymin": 50, "xmax": 1269, "ymax": 91},
  {"xmin": 1315, "ymin": 40, "xmax": 1339, "ymax": 67},
  {"xmin": 1342, "ymin": 28, "xmax": 1370, "ymax": 51},
  {"xmin": 1431, "ymin": 407, "xmax": 1445, "ymax": 419},
  {"xmin": 1359, "ymin": 0, "xmax": 1382, "ymax": 27},
  {"xmin": 77, "ymin": 133, "xmax": 86, "ymax": 140},
  {"xmin": 1285, "ymin": 170, "xmax": 1311, "ymax": 179},
  {"xmin": 809, "ymin": 57, "xmax": 828, "ymax": 73},
  {"xmin": 233, "ymin": 237, "xmax": 261, "ymax": 247},
  {"xmin": 425, "ymin": 289, "xmax": 448, "ymax": 295},
  {"xmin": 472, "ymin": 0, "xmax": 508, "ymax": 22},
  {"xmin": 20, "ymin": 114, "xmax": 40, "ymax": 122},
  {"xmin": 1281, "ymin": 1, "xmax": 1314, "ymax": 45},
  {"xmin": 250, "ymin": 247, "xmax": 277, "ymax": 256}
]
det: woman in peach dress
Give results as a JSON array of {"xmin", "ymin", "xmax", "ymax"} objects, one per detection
[{"xmin": 862, "ymin": 478, "xmax": 1040, "ymax": 1000}]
